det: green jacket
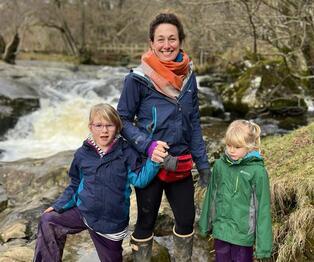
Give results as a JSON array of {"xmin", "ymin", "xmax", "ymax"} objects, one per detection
[{"xmin": 199, "ymin": 151, "xmax": 272, "ymax": 259}]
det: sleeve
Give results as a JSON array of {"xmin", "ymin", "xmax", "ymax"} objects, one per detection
[
  {"xmin": 189, "ymin": 74, "xmax": 210, "ymax": 171},
  {"xmin": 198, "ymin": 162, "xmax": 217, "ymax": 236},
  {"xmin": 254, "ymin": 168, "xmax": 273, "ymax": 258},
  {"xmin": 124, "ymin": 145, "xmax": 160, "ymax": 188},
  {"xmin": 117, "ymin": 74, "xmax": 153, "ymax": 154},
  {"xmin": 128, "ymin": 158, "xmax": 160, "ymax": 188},
  {"xmin": 52, "ymin": 155, "xmax": 81, "ymax": 213}
]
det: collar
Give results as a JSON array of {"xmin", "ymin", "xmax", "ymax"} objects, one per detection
[
  {"xmin": 224, "ymin": 150, "xmax": 261, "ymax": 165},
  {"xmin": 86, "ymin": 135, "xmax": 118, "ymax": 158}
]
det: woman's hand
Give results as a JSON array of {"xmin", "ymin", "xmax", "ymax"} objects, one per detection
[
  {"xmin": 151, "ymin": 141, "xmax": 169, "ymax": 163},
  {"xmin": 44, "ymin": 207, "xmax": 54, "ymax": 213}
]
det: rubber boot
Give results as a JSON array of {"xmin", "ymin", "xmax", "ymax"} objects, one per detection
[
  {"xmin": 173, "ymin": 226, "xmax": 194, "ymax": 262},
  {"xmin": 130, "ymin": 234, "xmax": 153, "ymax": 262}
]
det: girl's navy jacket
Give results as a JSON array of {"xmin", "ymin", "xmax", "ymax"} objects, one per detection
[{"xmin": 52, "ymin": 137, "xmax": 160, "ymax": 234}]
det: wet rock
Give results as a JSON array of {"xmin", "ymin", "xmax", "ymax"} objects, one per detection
[
  {"xmin": 0, "ymin": 78, "xmax": 39, "ymax": 137},
  {"xmin": 198, "ymin": 87, "xmax": 225, "ymax": 118},
  {"xmin": 0, "ymin": 185, "xmax": 8, "ymax": 212}
]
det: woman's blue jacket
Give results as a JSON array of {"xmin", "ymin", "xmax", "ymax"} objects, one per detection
[{"xmin": 117, "ymin": 71, "xmax": 209, "ymax": 171}]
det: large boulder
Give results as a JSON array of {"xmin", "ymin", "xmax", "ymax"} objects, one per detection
[
  {"xmin": 0, "ymin": 78, "xmax": 39, "ymax": 137},
  {"xmin": 218, "ymin": 58, "xmax": 309, "ymax": 117}
]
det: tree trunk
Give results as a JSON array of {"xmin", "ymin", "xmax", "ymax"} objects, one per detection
[
  {"xmin": 0, "ymin": 34, "xmax": 5, "ymax": 56},
  {"xmin": 301, "ymin": 25, "xmax": 314, "ymax": 90},
  {"xmin": 3, "ymin": 33, "xmax": 20, "ymax": 64},
  {"xmin": 53, "ymin": 0, "xmax": 80, "ymax": 56}
]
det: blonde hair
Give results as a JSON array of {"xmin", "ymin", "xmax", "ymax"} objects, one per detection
[
  {"xmin": 89, "ymin": 103, "xmax": 122, "ymax": 133},
  {"xmin": 224, "ymin": 120, "xmax": 261, "ymax": 151}
]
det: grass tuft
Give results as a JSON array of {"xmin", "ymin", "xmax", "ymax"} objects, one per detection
[{"xmin": 263, "ymin": 122, "xmax": 314, "ymax": 261}]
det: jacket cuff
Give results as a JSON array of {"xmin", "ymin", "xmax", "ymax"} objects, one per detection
[
  {"xmin": 52, "ymin": 204, "xmax": 64, "ymax": 214},
  {"xmin": 255, "ymin": 251, "xmax": 272, "ymax": 259},
  {"xmin": 146, "ymin": 140, "xmax": 157, "ymax": 157}
]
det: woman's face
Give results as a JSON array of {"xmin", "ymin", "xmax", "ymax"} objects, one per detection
[{"xmin": 150, "ymin": 23, "xmax": 181, "ymax": 62}]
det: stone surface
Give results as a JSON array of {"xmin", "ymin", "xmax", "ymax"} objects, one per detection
[
  {"xmin": 0, "ymin": 185, "xmax": 8, "ymax": 212},
  {"xmin": 0, "ymin": 220, "xmax": 27, "ymax": 242},
  {"xmin": 0, "ymin": 246, "xmax": 34, "ymax": 262}
]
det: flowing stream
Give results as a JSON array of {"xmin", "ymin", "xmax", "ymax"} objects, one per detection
[{"xmin": 0, "ymin": 64, "xmax": 129, "ymax": 161}]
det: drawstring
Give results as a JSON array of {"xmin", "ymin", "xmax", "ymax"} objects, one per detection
[{"xmin": 148, "ymin": 106, "xmax": 157, "ymax": 139}]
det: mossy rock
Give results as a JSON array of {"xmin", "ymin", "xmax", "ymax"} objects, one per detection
[
  {"xmin": 219, "ymin": 57, "xmax": 310, "ymax": 116},
  {"xmin": 268, "ymin": 97, "xmax": 307, "ymax": 115},
  {"xmin": 277, "ymin": 115, "xmax": 308, "ymax": 130},
  {"xmin": 152, "ymin": 241, "xmax": 171, "ymax": 262}
]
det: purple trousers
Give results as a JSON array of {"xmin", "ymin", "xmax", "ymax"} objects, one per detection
[
  {"xmin": 33, "ymin": 207, "xmax": 123, "ymax": 262},
  {"xmin": 214, "ymin": 239, "xmax": 253, "ymax": 262}
]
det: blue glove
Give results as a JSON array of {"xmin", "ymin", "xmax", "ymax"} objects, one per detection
[{"xmin": 198, "ymin": 168, "xmax": 211, "ymax": 188}]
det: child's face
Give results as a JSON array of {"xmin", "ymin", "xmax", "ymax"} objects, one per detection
[
  {"xmin": 89, "ymin": 115, "xmax": 117, "ymax": 151},
  {"xmin": 226, "ymin": 144, "xmax": 249, "ymax": 161}
]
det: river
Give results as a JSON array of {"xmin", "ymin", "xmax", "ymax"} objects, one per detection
[{"xmin": 0, "ymin": 63, "xmax": 128, "ymax": 161}]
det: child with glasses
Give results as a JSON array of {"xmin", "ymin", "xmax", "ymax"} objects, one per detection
[
  {"xmin": 199, "ymin": 120, "xmax": 272, "ymax": 262},
  {"xmin": 34, "ymin": 103, "xmax": 168, "ymax": 262}
]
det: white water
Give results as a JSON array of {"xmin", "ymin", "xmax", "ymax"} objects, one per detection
[{"xmin": 0, "ymin": 66, "xmax": 128, "ymax": 162}]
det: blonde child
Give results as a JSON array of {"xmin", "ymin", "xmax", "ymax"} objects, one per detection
[
  {"xmin": 199, "ymin": 120, "xmax": 272, "ymax": 261},
  {"xmin": 33, "ymin": 103, "xmax": 167, "ymax": 262}
]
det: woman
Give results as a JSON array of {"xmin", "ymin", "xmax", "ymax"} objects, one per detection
[{"xmin": 117, "ymin": 13, "xmax": 210, "ymax": 261}]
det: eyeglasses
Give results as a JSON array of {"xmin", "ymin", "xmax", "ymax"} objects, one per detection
[{"xmin": 91, "ymin": 123, "xmax": 116, "ymax": 131}]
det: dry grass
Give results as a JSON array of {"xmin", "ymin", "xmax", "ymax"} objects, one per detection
[{"xmin": 263, "ymin": 122, "xmax": 314, "ymax": 261}]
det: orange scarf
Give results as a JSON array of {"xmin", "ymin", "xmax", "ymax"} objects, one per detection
[{"xmin": 141, "ymin": 50, "xmax": 190, "ymax": 98}]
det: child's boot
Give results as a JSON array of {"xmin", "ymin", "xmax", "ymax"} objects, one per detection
[
  {"xmin": 130, "ymin": 234, "xmax": 153, "ymax": 262},
  {"xmin": 173, "ymin": 227, "xmax": 194, "ymax": 262}
]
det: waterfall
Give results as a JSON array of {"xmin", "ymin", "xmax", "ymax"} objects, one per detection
[{"xmin": 0, "ymin": 65, "xmax": 128, "ymax": 162}]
